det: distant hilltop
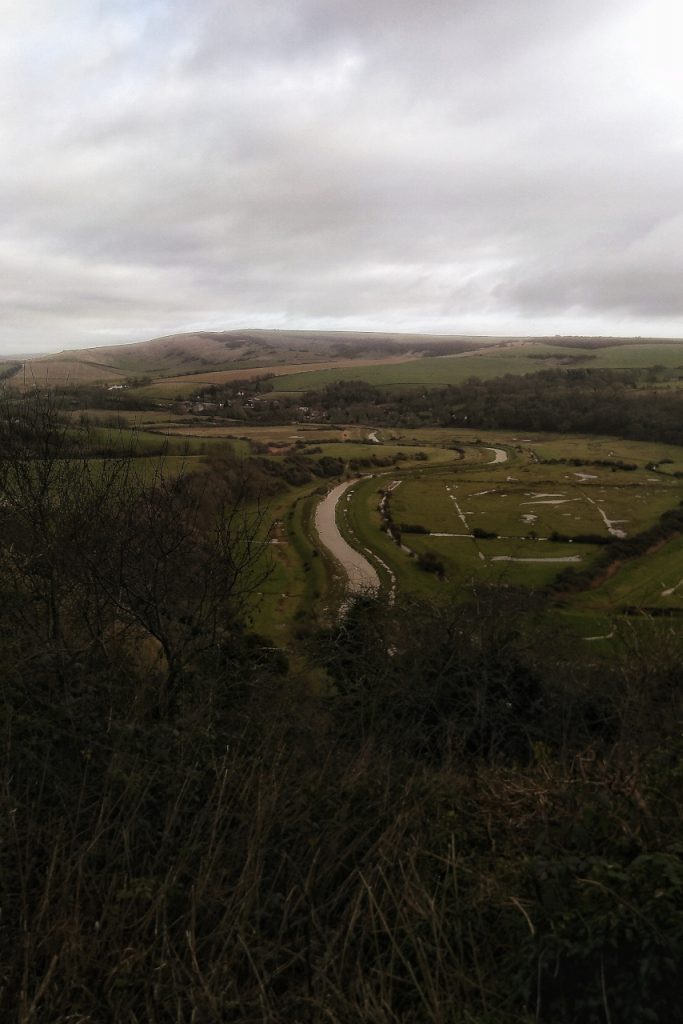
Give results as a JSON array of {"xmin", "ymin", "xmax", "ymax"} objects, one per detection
[{"xmin": 4, "ymin": 329, "xmax": 683, "ymax": 389}]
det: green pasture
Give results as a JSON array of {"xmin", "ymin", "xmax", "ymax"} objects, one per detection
[
  {"xmin": 268, "ymin": 353, "xmax": 552, "ymax": 392},
  {"xmin": 71, "ymin": 409, "xmax": 178, "ymax": 425},
  {"xmin": 337, "ymin": 475, "xmax": 447, "ymax": 600},
  {"xmin": 173, "ymin": 424, "xmax": 354, "ymax": 448},
  {"xmin": 472, "ymin": 340, "xmax": 683, "ymax": 372},
  {"xmin": 80, "ymin": 454, "xmax": 205, "ymax": 486},
  {"xmin": 571, "ymin": 534, "xmax": 683, "ymax": 614},
  {"xmin": 267, "ymin": 341, "xmax": 683, "ymax": 393},
  {"xmin": 66, "ymin": 418, "xmax": 683, "ymax": 643},
  {"xmin": 391, "ymin": 478, "xmax": 465, "ymax": 533},
  {"xmin": 74, "ymin": 418, "xmax": 679, "ymax": 641},
  {"xmin": 250, "ymin": 483, "xmax": 331, "ymax": 640},
  {"xmin": 69, "ymin": 422, "xmax": 238, "ymax": 460},
  {"xmin": 337, "ymin": 447, "xmax": 683, "ymax": 607},
  {"xmin": 132, "ymin": 380, "xmax": 202, "ymax": 400},
  {"xmin": 531, "ymin": 433, "xmax": 683, "ymax": 466},
  {"xmin": 315, "ymin": 441, "xmax": 456, "ymax": 467},
  {"xmin": 401, "ymin": 532, "xmax": 598, "ymax": 589},
  {"xmin": 389, "ymin": 468, "xmax": 681, "ymax": 540},
  {"xmin": 586, "ymin": 343, "xmax": 683, "ymax": 371}
]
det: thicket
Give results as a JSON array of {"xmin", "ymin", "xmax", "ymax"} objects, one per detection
[
  {"xmin": 1, "ymin": 396, "xmax": 683, "ymax": 1022},
  {"xmin": 301, "ymin": 369, "xmax": 683, "ymax": 446}
]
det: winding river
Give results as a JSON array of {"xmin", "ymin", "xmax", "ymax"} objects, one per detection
[
  {"xmin": 314, "ymin": 480, "xmax": 380, "ymax": 595},
  {"xmin": 315, "ymin": 446, "xmax": 507, "ymax": 596}
]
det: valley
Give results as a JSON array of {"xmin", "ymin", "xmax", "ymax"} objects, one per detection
[{"xmin": 3, "ymin": 332, "xmax": 683, "ymax": 1023}]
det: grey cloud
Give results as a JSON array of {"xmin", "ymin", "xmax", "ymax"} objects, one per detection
[{"xmin": 1, "ymin": 0, "xmax": 682, "ymax": 353}]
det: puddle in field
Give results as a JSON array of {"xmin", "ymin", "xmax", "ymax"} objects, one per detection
[
  {"xmin": 491, "ymin": 555, "xmax": 583, "ymax": 563},
  {"xmin": 521, "ymin": 498, "xmax": 580, "ymax": 506},
  {"xmin": 583, "ymin": 493, "xmax": 629, "ymax": 538}
]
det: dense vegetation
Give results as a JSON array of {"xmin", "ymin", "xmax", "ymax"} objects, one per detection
[
  {"xmin": 300, "ymin": 370, "xmax": 683, "ymax": 446},
  {"xmin": 1, "ymin": 393, "xmax": 683, "ymax": 1023}
]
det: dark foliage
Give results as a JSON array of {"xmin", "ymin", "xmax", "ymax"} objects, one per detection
[
  {"xmin": 300, "ymin": 369, "xmax": 683, "ymax": 446},
  {"xmin": 1, "ymin": 396, "xmax": 683, "ymax": 1023}
]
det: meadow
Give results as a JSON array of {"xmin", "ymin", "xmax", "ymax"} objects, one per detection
[
  {"xmin": 56, "ymin": 404, "xmax": 683, "ymax": 643},
  {"xmin": 290, "ymin": 429, "xmax": 683, "ymax": 642},
  {"xmin": 16, "ymin": 333, "xmax": 683, "ymax": 399},
  {"xmin": 265, "ymin": 339, "xmax": 683, "ymax": 393}
]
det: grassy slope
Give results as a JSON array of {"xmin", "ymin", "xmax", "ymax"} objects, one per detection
[
  {"xmin": 271, "ymin": 340, "xmax": 683, "ymax": 392},
  {"xmin": 14, "ymin": 333, "xmax": 683, "ymax": 391},
  {"xmin": 17, "ymin": 330, "xmax": 493, "ymax": 387}
]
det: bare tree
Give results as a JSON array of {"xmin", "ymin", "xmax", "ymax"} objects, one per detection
[{"xmin": 0, "ymin": 391, "xmax": 272, "ymax": 713}]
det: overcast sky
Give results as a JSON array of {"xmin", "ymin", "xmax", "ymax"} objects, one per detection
[{"xmin": 2, "ymin": 0, "xmax": 683, "ymax": 354}]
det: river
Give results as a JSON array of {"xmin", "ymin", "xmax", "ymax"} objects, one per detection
[
  {"xmin": 484, "ymin": 447, "xmax": 507, "ymax": 464},
  {"xmin": 314, "ymin": 480, "xmax": 380, "ymax": 595}
]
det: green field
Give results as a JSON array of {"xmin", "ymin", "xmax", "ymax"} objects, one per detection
[
  {"xmin": 44, "ymin": 409, "xmax": 683, "ymax": 647},
  {"xmin": 267, "ymin": 341, "xmax": 683, "ymax": 393},
  {"xmin": 299, "ymin": 429, "xmax": 683, "ymax": 642},
  {"xmin": 78, "ymin": 419, "xmax": 683, "ymax": 640},
  {"xmin": 571, "ymin": 533, "xmax": 683, "ymax": 613}
]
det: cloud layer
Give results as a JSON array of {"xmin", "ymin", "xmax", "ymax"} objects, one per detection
[{"xmin": 2, "ymin": 0, "xmax": 683, "ymax": 352}]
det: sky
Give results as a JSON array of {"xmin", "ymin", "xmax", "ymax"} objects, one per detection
[{"xmin": 2, "ymin": 0, "xmax": 683, "ymax": 354}]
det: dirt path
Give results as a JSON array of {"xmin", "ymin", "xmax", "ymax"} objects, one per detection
[{"xmin": 315, "ymin": 481, "xmax": 380, "ymax": 595}]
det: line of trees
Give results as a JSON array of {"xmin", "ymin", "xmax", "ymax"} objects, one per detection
[{"xmin": 299, "ymin": 369, "xmax": 683, "ymax": 446}]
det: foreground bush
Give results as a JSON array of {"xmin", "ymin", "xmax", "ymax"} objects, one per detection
[{"xmin": 1, "ymin": 398, "xmax": 682, "ymax": 1022}]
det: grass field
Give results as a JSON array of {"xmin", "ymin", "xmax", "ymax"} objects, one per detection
[
  {"xmin": 265, "ymin": 340, "xmax": 683, "ymax": 393},
  {"xmin": 318, "ymin": 430, "xmax": 683, "ymax": 638},
  {"xmin": 571, "ymin": 533, "xmax": 683, "ymax": 613},
  {"xmin": 139, "ymin": 354, "xmax": 423, "ymax": 394},
  {"xmin": 250, "ymin": 483, "xmax": 329, "ymax": 640},
  {"xmin": 46, "ymin": 409, "xmax": 683, "ymax": 644},
  {"xmin": 96, "ymin": 421, "xmax": 683, "ymax": 621},
  {"xmin": 20, "ymin": 334, "xmax": 683, "ymax": 393},
  {"xmin": 214, "ymin": 425, "xmax": 683, "ymax": 630}
]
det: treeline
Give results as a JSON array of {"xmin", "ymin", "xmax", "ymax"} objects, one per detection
[
  {"xmin": 2, "ymin": 396, "xmax": 683, "ymax": 1022},
  {"xmin": 301, "ymin": 369, "xmax": 683, "ymax": 446}
]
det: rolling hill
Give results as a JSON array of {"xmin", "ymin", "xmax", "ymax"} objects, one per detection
[
  {"xmin": 12, "ymin": 330, "xmax": 495, "ymax": 387},
  {"xmin": 7, "ymin": 329, "xmax": 683, "ymax": 390}
]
